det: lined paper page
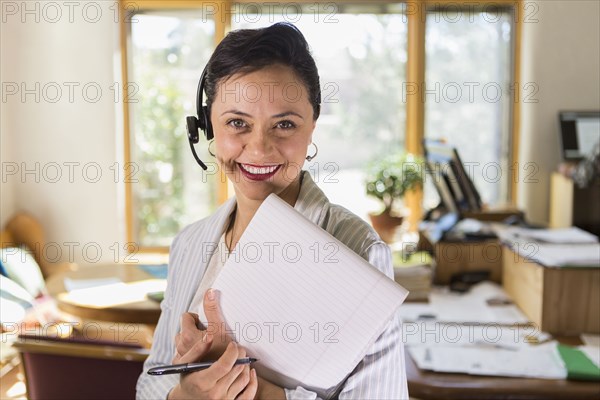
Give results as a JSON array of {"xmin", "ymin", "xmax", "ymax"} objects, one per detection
[{"xmin": 206, "ymin": 194, "xmax": 408, "ymax": 393}]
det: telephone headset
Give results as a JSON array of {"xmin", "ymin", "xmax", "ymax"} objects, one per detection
[{"xmin": 186, "ymin": 65, "xmax": 212, "ymax": 171}]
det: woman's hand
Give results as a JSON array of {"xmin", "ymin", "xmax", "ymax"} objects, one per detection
[
  {"xmin": 173, "ymin": 312, "xmax": 209, "ymax": 364},
  {"xmin": 168, "ymin": 341, "xmax": 258, "ymax": 399},
  {"xmin": 201, "ymin": 289, "xmax": 233, "ymax": 358},
  {"xmin": 173, "ymin": 289, "xmax": 232, "ymax": 362}
]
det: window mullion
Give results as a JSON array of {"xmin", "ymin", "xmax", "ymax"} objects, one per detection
[{"xmin": 405, "ymin": 0, "xmax": 426, "ymax": 231}]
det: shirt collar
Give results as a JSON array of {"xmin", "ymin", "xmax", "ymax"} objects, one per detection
[{"xmin": 293, "ymin": 170, "xmax": 330, "ymax": 227}]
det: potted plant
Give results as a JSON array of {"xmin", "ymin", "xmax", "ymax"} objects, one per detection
[{"xmin": 365, "ymin": 152, "xmax": 424, "ymax": 243}]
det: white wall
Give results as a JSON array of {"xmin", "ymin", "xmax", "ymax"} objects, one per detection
[
  {"xmin": 518, "ymin": 0, "xmax": 600, "ymax": 224},
  {"xmin": 1, "ymin": 32, "xmax": 16, "ymax": 227},
  {"xmin": 1, "ymin": 1, "xmax": 125, "ymax": 265}
]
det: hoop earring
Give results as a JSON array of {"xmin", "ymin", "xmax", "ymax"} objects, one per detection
[
  {"xmin": 306, "ymin": 142, "xmax": 318, "ymax": 162},
  {"xmin": 208, "ymin": 140, "xmax": 216, "ymax": 157}
]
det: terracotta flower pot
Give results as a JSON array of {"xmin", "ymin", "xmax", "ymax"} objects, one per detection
[{"xmin": 368, "ymin": 210, "xmax": 404, "ymax": 243}]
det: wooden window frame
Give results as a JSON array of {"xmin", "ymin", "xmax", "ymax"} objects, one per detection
[{"xmin": 119, "ymin": 0, "xmax": 522, "ymax": 252}]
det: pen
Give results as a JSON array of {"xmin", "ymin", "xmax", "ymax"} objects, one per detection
[{"xmin": 148, "ymin": 357, "xmax": 258, "ymax": 376}]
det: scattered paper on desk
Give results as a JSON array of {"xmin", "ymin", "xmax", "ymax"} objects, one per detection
[
  {"xmin": 398, "ymin": 282, "xmax": 529, "ymax": 325},
  {"xmin": 580, "ymin": 333, "xmax": 600, "ymax": 369},
  {"xmin": 513, "ymin": 227, "xmax": 598, "ymax": 244},
  {"xmin": 397, "ymin": 303, "xmax": 437, "ymax": 322},
  {"xmin": 582, "ymin": 333, "xmax": 600, "ymax": 348},
  {"xmin": 492, "ymin": 225, "xmax": 600, "ymax": 267},
  {"xmin": 429, "ymin": 282, "xmax": 529, "ymax": 324},
  {"xmin": 579, "ymin": 346, "xmax": 600, "ymax": 369},
  {"xmin": 205, "ymin": 194, "xmax": 408, "ymax": 395},
  {"xmin": 408, "ymin": 342, "xmax": 567, "ymax": 379},
  {"xmin": 61, "ymin": 279, "xmax": 166, "ymax": 307},
  {"xmin": 64, "ymin": 277, "xmax": 122, "ymax": 292},
  {"xmin": 400, "ymin": 282, "xmax": 564, "ymax": 379},
  {"xmin": 402, "ymin": 321, "xmax": 549, "ymax": 348},
  {"xmin": 523, "ymin": 243, "xmax": 600, "ymax": 267}
]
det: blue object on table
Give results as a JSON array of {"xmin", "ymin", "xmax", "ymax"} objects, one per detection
[{"xmin": 139, "ymin": 264, "xmax": 168, "ymax": 279}]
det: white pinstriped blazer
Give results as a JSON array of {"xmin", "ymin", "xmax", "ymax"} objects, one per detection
[{"xmin": 136, "ymin": 171, "xmax": 409, "ymax": 399}]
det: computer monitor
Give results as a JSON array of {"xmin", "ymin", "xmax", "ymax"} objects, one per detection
[
  {"xmin": 559, "ymin": 111, "xmax": 600, "ymax": 161},
  {"xmin": 424, "ymin": 139, "xmax": 483, "ymax": 214}
]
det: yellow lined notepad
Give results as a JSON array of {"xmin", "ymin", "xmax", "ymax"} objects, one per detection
[{"xmin": 202, "ymin": 194, "xmax": 408, "ymax": 394}]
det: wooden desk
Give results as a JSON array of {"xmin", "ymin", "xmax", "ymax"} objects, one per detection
[
  {"xmin": 406, "ymin": 347, "xmax": 600, "ymax": 400},
  {"xmin": 404, "ymin": 280, "xmax": 600, "ymax": 398},
  {"xmin": 419, "ymin": 230, "xmax": 503, "ymax": 285},
  {"xmin": 503, "ymin": 247, "xmax": 600, "ymax": 335},
  {"xmin": 463, "ymin": 208, "xmax": 524, "ymax": 222},
  {"xmin": 419, "ymin": 209, "xmax": 524, "ymax": 285},
  {"xmin": 46, "ymin": 264, "xmax": 165, "ymax": 325}
]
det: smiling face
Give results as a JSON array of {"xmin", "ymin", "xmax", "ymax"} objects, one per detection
[{"xmin": 210, "ymin": 64, "xmax": 316, "ymax": 204}]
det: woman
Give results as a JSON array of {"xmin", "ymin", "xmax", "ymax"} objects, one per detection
[{"xmin": 137, "ymin": 22, "xmax": 408, "ymax": 400}]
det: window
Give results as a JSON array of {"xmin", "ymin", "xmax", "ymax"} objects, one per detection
[
  {"xmin": 126, "ymin": 10, "xmax": 216, "ymax": 247},
  {"xmin": 231, "ymin": 3, "xmax": 408, "ymax": 220},
  {"xmin": 423, "ymin": 6, "xmax": 514, "ymax": 209},
  {"xmin": 121, "ymin": 1, "xmax": 520, "ymax": 251}
]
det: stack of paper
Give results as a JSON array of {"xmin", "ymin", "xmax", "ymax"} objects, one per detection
[
  {"xmin": 492, "ymin": 225, "xmax": 600, "ymax": 267},
  {"xmin": 203, "ymin": 194, "xmax": 408, "ymax": 396},
  {"xmin": 526, "ymin": 243, "xmax": 600, "ymax": 267},
  {"xmin": 392, "ymin": 251, "xmax": 432, "ymax": 301},
  {"xmin": 510, "ymin": 227, "xmax": 598, "ymax": 244}
]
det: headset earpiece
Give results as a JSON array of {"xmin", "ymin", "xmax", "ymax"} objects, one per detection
[
  {"xmin": 200, "ymin": 105, "xmax": 213, "ymax": 140},
  {"xmin": 186, "ymin": 116, "xmax": 200, "ymax": 144},
  {"xmin": 186, "ymin": 66, "xmax": 211, "ymax": 170}
]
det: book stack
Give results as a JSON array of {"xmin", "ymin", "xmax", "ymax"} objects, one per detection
[{"xmin": 392, "ymin": 251, "xmax": 433, "ymax": 301}]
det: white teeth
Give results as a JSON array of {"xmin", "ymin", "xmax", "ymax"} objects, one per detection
[{"xmin": 240, "ymin": 164, "xmax": 279, "ymax": 175}]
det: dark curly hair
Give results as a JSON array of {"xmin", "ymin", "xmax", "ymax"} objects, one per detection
[{"xmin": 204, "ymin": 22, "xmax": 321, "ymax": 120}]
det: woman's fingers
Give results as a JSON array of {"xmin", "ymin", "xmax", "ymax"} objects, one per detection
[
  {"xmin": 204, "ymin": 289, "xmax": 227, "ymax": 332},
  {"xmin": 200, "ymin": 341, "xmax": 243, "ymax": 381},
  {"xmin": 177, "ymin": 342, "xmax": 255, "ymax": 399},
  {"xmin": 177, "ymin": 333, "xmax": 214, "ymax": 364},
  {"xmin": 226, "ymin": 365, "xmax": 251, "ymax": 398},
  {"xmin": 218, "ymin": 345, "xmax": 256, "ymax": 399},
  {"xmin": 181, "ymin": 312, "xmax": 201, "ymax": 331},
  {"xmin": 174, "ymin": 333, "xmax": 187, "ymax": 359},
  {"xmin": 235, "ymin": 369, "xmax": 258, "ymax": 400},
  {"xmin": 172, "ymin": 349, "xmax": 181, "ymax": 364},
  {"xmin": 217, "ymin": 345, "xmax": 248, "ymax": 389},
  {"xmin": 176, "ymin": 312, "xmax": 209, "ymax": 357}
]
